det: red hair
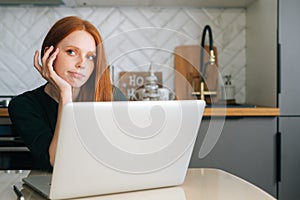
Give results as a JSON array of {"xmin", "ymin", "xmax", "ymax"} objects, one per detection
[{"xmin": 41, "ymin": 16, "xmax": 112, "ymax": 101}]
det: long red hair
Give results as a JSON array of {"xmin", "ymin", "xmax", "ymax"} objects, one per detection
[{"xmin": 41, "ymin": 16, "xmax": 112, "ymax": 101}]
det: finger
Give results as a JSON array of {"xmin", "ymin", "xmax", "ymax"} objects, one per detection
[
  {"xmin": 50, "ymin": 47, "xmax": 59, "ymax": 60},
  {"xmin": 47, "ymin": 48, "xmax": 60, "ymax": 71},
  {"xmin": 33, "ymin": 50, "xmax": 42, "ymax": 72},
  {"xmin": 42, "ymin": 46, "xmax": 54, "ymax": 65}
]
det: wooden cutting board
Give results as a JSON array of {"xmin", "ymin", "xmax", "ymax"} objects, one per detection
[{"xmin": 174, "ymin": 45, "xmax": 219, "ymax": 103}]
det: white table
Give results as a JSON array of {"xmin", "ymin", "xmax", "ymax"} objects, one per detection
[{"xmin": 0, "ymin": 168, "xmax": 276, "ymax": 200}]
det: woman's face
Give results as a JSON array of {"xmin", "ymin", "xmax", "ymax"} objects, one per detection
[{"xmin": 54, "ymin": 30, "xmax": 96, "ymax": 88}]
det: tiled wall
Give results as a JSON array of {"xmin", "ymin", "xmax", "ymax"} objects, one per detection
[{"xmin": 0, "ymin": 6, "xmax": 246, "ymax": 103}]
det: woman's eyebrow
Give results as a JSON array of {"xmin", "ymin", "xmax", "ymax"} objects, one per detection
[
  {"xmin": 64, "ymin": 45, "xmax": 96, "ymax": 54},
  {"xmin": 64, "ymin": 45, "xmax": 78, "ymax": 50}
]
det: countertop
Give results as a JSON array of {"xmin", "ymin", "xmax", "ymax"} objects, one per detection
[
  {"xmin": 0, "ymin": 106, "xmax": 280, "ymax": 117},
  {"xmin": 0, "ymin": 168, "xmax": 276, "ymax": 200},
  {"xmin": 203, "ymin": 106, "xmax": 280, "ymax": 117},
  {"xmin": 0, "ymin": 108, "xmax": 8, "ymax": 117}
]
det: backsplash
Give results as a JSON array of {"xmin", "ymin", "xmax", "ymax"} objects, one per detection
[{"xmin": 0, "ymin": 6, "xmax": 246, "ymax": 103}]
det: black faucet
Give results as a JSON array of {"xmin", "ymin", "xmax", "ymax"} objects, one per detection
[{"xmin": 200, "ymin": 25, "xmax": 215, "ymax": 79}]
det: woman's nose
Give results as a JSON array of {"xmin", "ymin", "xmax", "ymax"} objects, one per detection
[{"xmin": 76, "ymin": 56, "xmax": 85, "ymax": 68}]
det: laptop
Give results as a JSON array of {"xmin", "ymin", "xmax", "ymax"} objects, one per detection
[{"xmin": 23, "ymin": 100, "xmax": 205, "ymax": 199}]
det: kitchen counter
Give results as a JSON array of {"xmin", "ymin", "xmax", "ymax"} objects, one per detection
[
  {"xmin": 0, "ymin": 107, "xmax": 280, "ymax": 117},
  {"xmin": 204, "ymin": 107, "xmax": 280, "ymax": 117},
  {"xmin": 0, "ymin": 108, "xmax": 8, "ymax": 117}
]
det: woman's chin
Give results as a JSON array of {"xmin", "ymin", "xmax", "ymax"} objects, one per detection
[{"xmin": 68, "ymin": 80, "xmax": 86, "ymax": 88}]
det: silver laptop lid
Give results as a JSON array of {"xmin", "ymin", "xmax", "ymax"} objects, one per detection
[{"xmin": 50, "ymin": 100, "xmax": 205, "ymax": 199}]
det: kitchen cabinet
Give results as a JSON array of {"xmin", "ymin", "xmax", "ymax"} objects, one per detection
[
  {"xmin": 278, "ymin": 118, "xmax": 300, "ymax": 200},
  {"xmin": 0, "ymin": 151, "xmax": 33, "ymax": 170},
  {"xmin": 277, "ymin": 0, "xmax": 300, "ymax": 199},
  {"xmin": 189, "ymin": 117, "xmax": 277, "ymax": 197},
  {"xmin": 0, "ymin": 116, "xmax": 33, "ymax": 170},
  {"xmin": 278, "ymin": 0, "xmax": 300, "ymax": 116}
]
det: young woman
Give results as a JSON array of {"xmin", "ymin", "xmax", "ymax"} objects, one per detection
[{"xmin": 8, "ymin": 16, "xmax": 126, "ymax": 170}]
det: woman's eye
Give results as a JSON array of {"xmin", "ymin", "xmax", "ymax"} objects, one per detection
[
  {"xmin": 66, "ymin": 50, "xmax": 76, "ymax": 56},
  {"xmin": 87, "ymin": 55, "xmax": 96, "ymax": 61}
]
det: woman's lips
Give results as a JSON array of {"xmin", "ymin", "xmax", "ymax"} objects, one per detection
[{"xmin": 69, "ymin": 71, "xmax": 84, "ymax": 79}]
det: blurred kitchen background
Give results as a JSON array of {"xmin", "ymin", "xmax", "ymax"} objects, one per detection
[{"xmin": 0, "ymin": 1, "xmax": 246, "ymax": 103}]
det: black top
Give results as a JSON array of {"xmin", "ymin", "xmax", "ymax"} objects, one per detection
[{"xmin": 8, "ymin": 84, "xmax": 127, "ymax": 170}]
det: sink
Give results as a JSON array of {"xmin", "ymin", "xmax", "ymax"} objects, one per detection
[{"xmin": 205, "ymin": 103, "xmax": 256, "ymax": 108}]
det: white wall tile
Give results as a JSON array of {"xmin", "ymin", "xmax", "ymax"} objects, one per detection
[{"xmin": 0, "ymin": 6, "xmax": 246, "ymax": 103}]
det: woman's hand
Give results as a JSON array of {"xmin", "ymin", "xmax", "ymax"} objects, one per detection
[{"xmin": 34, "ymin": 46, "xmax": 72, "ymax": 103}]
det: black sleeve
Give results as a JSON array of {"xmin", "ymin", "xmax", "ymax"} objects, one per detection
[{"xmin": 8, "ymin": 95, "xmax": 53, "ymax": 170}]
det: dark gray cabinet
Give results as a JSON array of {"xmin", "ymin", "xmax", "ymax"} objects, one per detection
[
  {"xmin": 277, "ymin": 0, "xmax": 300, "ymax": 199},
  {"xmin": 278, "ymin": 118, "xmax": 300, "ymax": 200},
  {"xmin": 0, "ymin": 117, "xmax": 33, "ymax": 169},
  {"xmin": 278, "ymin": 0, "xmax": 300, "ymax": 115},
  {"xmin": 189, "ymin": 117, "xmax": 277, "ymax": 197}
]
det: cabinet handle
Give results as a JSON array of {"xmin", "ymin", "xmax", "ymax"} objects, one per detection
[
  {"xmin": 277, "ymin": 43, "xmax": 281, "ymax": 94},
  {"xmin": 276, "ymin": 131, "xmax": 281, "ymax": 183}
]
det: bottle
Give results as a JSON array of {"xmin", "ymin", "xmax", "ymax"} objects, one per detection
[{"xmin": 221, "ymin": 75, "xmax": 235, "ymax": 100}]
